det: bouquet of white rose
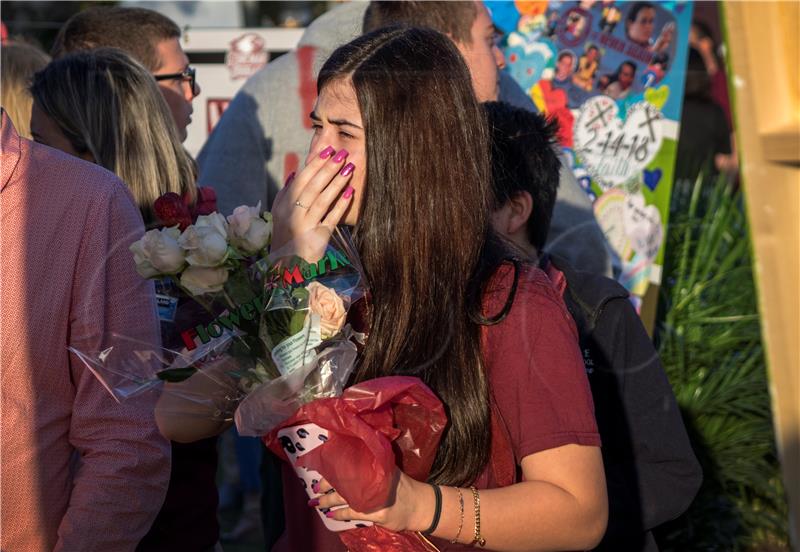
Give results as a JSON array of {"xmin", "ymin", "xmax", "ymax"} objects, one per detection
[{"xmin": 71, "ymin": 195, "xmax": 368, "ymax": 431}]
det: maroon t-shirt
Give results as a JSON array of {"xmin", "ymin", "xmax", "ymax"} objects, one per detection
[{"xmin": 273, "ymin": 264, "xmax": 600, "ymax": 551}]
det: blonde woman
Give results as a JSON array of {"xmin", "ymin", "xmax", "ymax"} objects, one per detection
[
  {"xmin": 1, "ymin": 41, "xmax": 50, "ymax": 139},
  {"xmin": 30, "ymin": 47, "xmax": 221, "ymax": 552},
  {"xmin": 29, "ymin": 48, "xmax": 199, "ymax": 225}
]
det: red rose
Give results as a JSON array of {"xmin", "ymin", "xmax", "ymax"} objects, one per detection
[
  {"xmin": 154, "ymin": 192, "xmax": 192, "ymax": 230},
  {"xmin": 192, "ymin": 186, "xmax": 218, "ymax": 217}
]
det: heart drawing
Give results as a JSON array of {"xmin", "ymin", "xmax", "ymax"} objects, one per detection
[
  {"xmin": 643, "ymin": 168, "xmax": 662, "ymax": 191},
  {"xmin": 505, "ymin": 34, "xmax": 555, "ymax": 91},
  {"xmin": 623, "ymin": 192, "xmax": 663, "ymax": 261},
  {"xmin": 573, "ymin": 96, "xmax": 665, "ymax": 189},
  {"xmin": 644, "ymin": 85, "xmax": 670, "ymax": 110}
]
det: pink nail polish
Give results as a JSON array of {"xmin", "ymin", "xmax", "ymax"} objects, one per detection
[
  {"xmin": 311, "ymin": 482, "xmax": 320, "ymax": 494},
  {"xmin": 325, "ymin": 511, "xmax": 335, "ymax": 519},
  {"xmin": 332, "ymin": 149, "xmax": 349, "ymax": 163},
  {"xmin": 343, "ymin": 186, "xmax": 354, "ymax": 199},
  {"xmin": 308, "ymin": 498, "xmax": 320, "ymax": 507},
  {"xmin": 340, "ymin": 163, "xmax": 355, "ymax": 177},
  {"xmin": 284, "ymin": 171, "xmax": 296, "ymax": 187},
  {"xmin": 319, "ymin": 146, "xmax": 335, "ymax": 159}
]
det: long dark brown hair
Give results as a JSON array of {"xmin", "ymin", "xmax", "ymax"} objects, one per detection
[{"xmin": 318, "ymin": 26, "xmax": 512, "ymax": 486}]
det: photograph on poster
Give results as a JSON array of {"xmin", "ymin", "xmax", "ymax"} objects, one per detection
[{"xmin": 490, "ymin": 0, "xmax": 693, "ymax": 299}]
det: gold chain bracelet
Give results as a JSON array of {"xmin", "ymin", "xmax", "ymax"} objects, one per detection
[
  {"xmin": 450, "ymin": 487, "xmax": 465, "ymax": 544},
  {"xmin": 469, "ymin": 486, "xmax": 486, "ymax": 547}
]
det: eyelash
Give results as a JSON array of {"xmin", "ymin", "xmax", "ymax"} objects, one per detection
[{"xmin": 311, "ymin": 123, "xmax": 354, "ymax": 140}]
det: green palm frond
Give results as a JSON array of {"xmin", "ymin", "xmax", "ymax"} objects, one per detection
[{"xmin": 654, "ymin": 173, "xmax": 789, "ymax": 551}]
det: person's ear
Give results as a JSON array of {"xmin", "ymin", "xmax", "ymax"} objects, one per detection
[
  {"xmin": 490, "ymin": 202, "xmax": 514, "ymax": 236},
  {"xmin": 505, "ymin": 191, "xmax": 533, "ymax": 235}
]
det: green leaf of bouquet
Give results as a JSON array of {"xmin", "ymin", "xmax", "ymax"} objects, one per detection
[
  {"xmin": 261, "ymin": 307, "xmax": 295, "ymax": 350},
  {"xmin": 227, "ymin": 245, "xmax": 246, "ymax": 259},
  {"xmin": 291, "ymin": 286, "xmax": 309, "ymax": 308},
  {"xmin": 288, "ymin": 310, "xmax": 308, "ymax": 336},
  {"xmin": 156, "ymin": 366, "xmax": 197, "ymax": 382},
  {"xmin": 224, "ymin": 267, "xmax": 257, "ymax": 304}
]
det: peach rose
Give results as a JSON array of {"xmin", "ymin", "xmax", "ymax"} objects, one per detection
[{"xmin": 306, "ymin": 281, "xmax": 346, "ymax": 339}]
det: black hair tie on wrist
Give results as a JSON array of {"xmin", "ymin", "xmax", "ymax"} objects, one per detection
[{"xmin": 423, "ymin": 484, "xmax": 443, "ymax": 535}]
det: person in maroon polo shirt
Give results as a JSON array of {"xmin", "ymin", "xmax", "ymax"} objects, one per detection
[{"xmin": 484, "ymin": 100, "xmax": 702, "ymax": 551}]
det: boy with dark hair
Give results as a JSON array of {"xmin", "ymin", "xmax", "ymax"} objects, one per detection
[
  {"xmin": 52, "ymin": 7, "xmax": 200, "ymax": 142},
  {"xmin": 488, "ymin": 103, "xmax": 561, "ymax": 255},
  {"xmin": 485, "ymin": 101, "xmax": 702, "ymax": 552}
]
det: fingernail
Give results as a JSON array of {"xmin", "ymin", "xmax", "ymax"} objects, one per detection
[
  {"xmin": 324, "ymin": 488, "xmax": 337, "ymax": 495},
  {"xmin": 319, "ymin": 146, "xmax": 335, "ymax": 159},
  {"xmin": 325, "ymin": 511, "xmax": 335, "ymax": 519},
  {"xmin": 332, "ymin": 149, "xmax": 349, "ymax": 163},
  {"xmin": 343, "ymin": 186, "xmax": 354, "ymax": 199},
  {"xmin": 340, "ymin": 163, "xmax": 355, "ymax": 177},
  {"xmin": 311, "ymin": 482, "xmax": 320, "ymax": 494},
  {"xmin": 307, "ymin": 498, "xmax": 320, "ymax": 507},
  {"xmin": 284, "ymin": 171, "xmax": 296, "ymax": 187}
]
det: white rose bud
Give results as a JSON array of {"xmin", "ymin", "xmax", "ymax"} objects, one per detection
[
  {"xmin": 197, "ymin": 212, "xmax": 229, "ymax": 238},
  {"xmin": 180, "ymin": 266, "xmax": 229, "ymax": 296},
  {"xmin": 129, "ymin": 226, "xmax": 185, "ymax": 278},
  {"xmin": 227, "ymin": 203, "xmax": 260, "ymax": 235},
  {"xmin": 179, "ymin": 213, "xmax": 230, "ymax": 267},
  {"xmin": 227, "ymin": 203, "xmax": 272, "ymax": 254}
]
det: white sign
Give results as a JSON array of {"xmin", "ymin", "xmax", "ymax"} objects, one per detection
[{"xmin": 181, "ymin": 27, "xmax": 303, "ymax": 157}]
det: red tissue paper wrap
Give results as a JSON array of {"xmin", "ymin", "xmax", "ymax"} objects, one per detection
[{"xmin": 264, "ymin": 376, "xmax": 447, "ymax": 551}]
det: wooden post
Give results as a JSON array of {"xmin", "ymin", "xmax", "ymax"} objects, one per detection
[{"xmin": 722, "ymin": 1, "xmax": 800, "ymax": 545}]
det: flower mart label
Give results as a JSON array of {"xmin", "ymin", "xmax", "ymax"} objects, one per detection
[
  {"xmin": 271, "ymin": 314, "xmax": 322, "ymax": 376},
  {"xmin": 269, "ymin": 248, "xmax": 352, "ymax": 290}
]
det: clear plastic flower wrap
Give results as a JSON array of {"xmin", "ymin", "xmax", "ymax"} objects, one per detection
[
  {"xmin": 68, "ymin": 326, "xmax": 251, "ymax": 423},
  {"xmin": 234, "ymin": 225, "xmax": 368, "ymax": 436},
  {"xmin": 69, "ymin": 212, "xmax": 369, "ymax": 436}
]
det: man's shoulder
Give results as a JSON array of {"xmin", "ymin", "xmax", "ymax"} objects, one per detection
[
  {"xmin": 18, "ymin": 139, "xmax": 143, "ymax": 228},
  {"xmin": 28, "ymin": 139, "xmax": 127, "ymax": 198}
]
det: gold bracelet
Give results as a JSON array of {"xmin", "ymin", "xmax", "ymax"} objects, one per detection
[
  {"xmin": 450, "ymin": 487, "xmax": 465, "ymax": 544},
  {"xmin": 469, "ymin": 486, "xmax": 486, "ymax": 547}
]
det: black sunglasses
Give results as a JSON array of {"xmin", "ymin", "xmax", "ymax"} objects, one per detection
[{"xmin": 154, "ymin": 66, "xmax": 196, "ymax": 92}]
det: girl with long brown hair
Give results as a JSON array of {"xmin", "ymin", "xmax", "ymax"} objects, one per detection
[{"xmin": 268, "ymin": 26, "xmax": 607, "ymax": 551}]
